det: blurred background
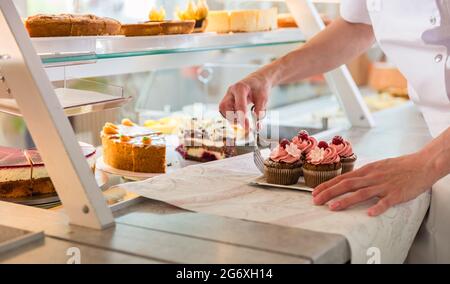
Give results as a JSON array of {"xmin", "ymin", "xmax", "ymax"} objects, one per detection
[{"xmin": 2, "ymin": 0, "xmax": 408, "ymax": 149}]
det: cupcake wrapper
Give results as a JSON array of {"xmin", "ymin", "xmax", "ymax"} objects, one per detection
[
  {"xmin": 341, "ymin": 160, "xmax": 355, "ymax": 174},
  {"xmin": 265, "ymin": 167, "xmax": 302, "ymax": 185},
  {"xmin": 303, "ymin": 168, "xmax": 342, "ymax": 188}
]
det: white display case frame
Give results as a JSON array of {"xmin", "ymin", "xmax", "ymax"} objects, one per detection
[{"xmin": 0, "ymin": 0, "xmax": 373, "ymax": 230}]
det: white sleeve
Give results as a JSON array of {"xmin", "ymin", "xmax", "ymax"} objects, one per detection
[{"xmin": 340, "ymin": 0, "xmax": 372, "ymax": 25}]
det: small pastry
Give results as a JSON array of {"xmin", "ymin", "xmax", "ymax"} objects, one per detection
[
  {"xmin": 331, "ymin": 136, "xmax": 357, "ymax": 173},
  {"xmin": 303, "ymin": 141, "xmax": 342, "ymax": 188},
  {"xmin": 264, "ymin": 139, "xmax": 303, "ymax": 185}
]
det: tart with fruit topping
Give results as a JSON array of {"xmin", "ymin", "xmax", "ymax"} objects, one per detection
[
  {"xmin": 101, "ymin": 119, "xmax": 166, "ymax": 173},
  {"xmin": 331, "ymin": 136, "xmax": 357, "ymax": 173},
  {"xmin": 303, "ymin": 141, "xmax": 342, "ymax": 188},
  {"xmin": 264, "ymin": 139, "xmax": 303, "ymax": 185}
]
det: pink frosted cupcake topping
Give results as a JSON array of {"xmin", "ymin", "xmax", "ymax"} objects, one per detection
[
  {"xmin": 307, "ymin": 141, "xmax": 340, "ymax": 165},
  {"xmin": 270, "ymin": 139, "xmax": 302, "ymax": 164},
  {"xmin": 331, "ymin": 136, "xmax": 354, "ymax": 158},
  {"xmin": 292, "ymin": 130, "xmax": 318, "ymax": 155}
]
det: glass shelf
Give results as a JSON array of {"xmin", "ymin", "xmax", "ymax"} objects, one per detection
[
  {"xmin": 0, "ymin": 79, "xmax": 130, "ymax": 117},
  {"xmin": 32, "ymin": 29, "xmax": 305, "ymax": 65}
]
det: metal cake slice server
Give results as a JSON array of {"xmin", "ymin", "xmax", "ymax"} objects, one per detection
[{"xmin": 251, "ymin": 106, "xmax": 270, "ymax": 174}]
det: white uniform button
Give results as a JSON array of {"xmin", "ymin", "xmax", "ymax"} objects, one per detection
[
  {"xmin": 435, "ymin": 54, "xmax": 443, "ymax": 63},
  {"xmin": 430, "ymin": 16, "xmax": 437, "ymax": 25}
]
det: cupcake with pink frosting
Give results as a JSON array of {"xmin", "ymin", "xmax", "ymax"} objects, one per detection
[
  {"xmin": 264, "ymin": 139, "xmax": 303, "ymax": 185},
  {"xmin": 331, "ymin": 136, "xmax": 357, "ymax": 173},
  {"xmin": 303, "ymin": 141, "xmax": 342, "ymax": 188},
  {"xmin": 292, "ymin": 130, "xmax": 318, "ymax": 157}
]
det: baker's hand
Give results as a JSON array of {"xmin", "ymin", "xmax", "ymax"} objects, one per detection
[
  {"xmin": 312, "ymin": 153, "xmax": 433, "ymax": 216},
  {"xmin": 219, "ymin": 72, "xmax": 270, "ymax": 130}
]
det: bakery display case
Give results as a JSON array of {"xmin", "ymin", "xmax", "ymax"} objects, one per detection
[
  {"xmin": 0, "ymin": 0, "xmax": 435, "ymax": 266},
  {"xmin": 0, "ymin": 0, "xmax": 371, "ymax": 230}
]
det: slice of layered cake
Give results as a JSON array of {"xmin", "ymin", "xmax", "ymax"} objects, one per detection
[
  {"xmin": 0, "ymin": 147, "xmax": 33, "ymax": 198},
  {"xmin": 0, "ymin": 142, "xmax": 96, "ymax": 199},
  {"xmin": 176, "ymin": 118, "xmax": 237, "ymax": 162},
  {"xmin": 101, "ymin": 119, "xmax": 166, "ymax": 173}
]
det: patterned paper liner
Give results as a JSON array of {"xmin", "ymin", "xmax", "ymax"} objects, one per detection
[
  {"xmin": 341, "ymin": 160, "xmax": 355, "ymax": 174},
  {"xmin": 264, "ymin": 166, "xmax": 302, "ymax": 186},
  {"xmin": 303, "ymin": 167, "xmax": 342, "ymax": 188}
]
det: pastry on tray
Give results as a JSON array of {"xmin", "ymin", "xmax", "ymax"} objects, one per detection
[
  {"xmin": 177, "ymin": 0, "xmax": 209, "ymax": 32},
  {"xmin": 303, "ymin": 141, "xmax": 342, "ymax": 188},
  {"xmin": 176, "ymin": 118, "xmax": 237, "ymax": 162},
  {"xmin": 120, "ymin": 22, "xmax": 163, "ymax": 37},
  {"xmin": 330, "ymin": 136, "xmax": 357, "ymax": 174},
  {"xmin": 206, "ymin": 8, "xmax": 277, "ymax": 33},
  {"xmin": 0, "ymin": 142, "xmax": 96, "ymax": 199},
  {"xmin": 25, "ymin": 14, "xmax": 121, "ymax": 37},
  {"xmin": 101, "ymin": 119, "xmax": 166, "ymax": 173},
  {"xmin": 264, "ymin": 139, "xmax": 303, "ymax": 186},
  {"xmin": 292, "ymin": 130, "xmax": 318, "ymax": 157},
  {"xmin": 121, "ymin": 20, "xmax": 195, "ymax": 37},
  {"xmin": 161, "ymin": 20, "xmax": 196, "ymax": 35},
  {"xmin": 277, "ymin": 13, "xmax": 298, "ymax": 28}
]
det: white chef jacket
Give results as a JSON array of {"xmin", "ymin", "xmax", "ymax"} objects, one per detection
[{"xmin": 341, "ymin": 0, "xmax": 450, "ymax": 263}]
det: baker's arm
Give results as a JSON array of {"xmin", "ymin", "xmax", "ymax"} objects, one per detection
[
  {"xmin": 426, "ymin": 127, "xmax": 450, "ymax": 180},
  {"xmin": 219, "ymin": 18, "xmax": 375, "ymax": 127},
  {"xmin": 263, "ymin": 18, "xmax": 374, "ymax": 85},
  {"xmin": 313, "ymin": 127, "xmax": 450, "ymax": 216}
]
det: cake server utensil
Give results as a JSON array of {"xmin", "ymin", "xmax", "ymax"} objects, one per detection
[{"xmin": 251, "ymin": 105, "xmax": 270, "ymax": 174}]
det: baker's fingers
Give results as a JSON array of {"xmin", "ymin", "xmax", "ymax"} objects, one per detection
[
  {"xmin": 367, "ymin": 197, "xmax": 394, "ymax": 217},
  {"xmin": 219, "ymin": 96, "xmax": 234, "ymax": 119},
  {"xmin": 231, "ymin": 84, "xmax": 250, "ymax": 127},
  {"xmin": 313, "ymin": 168, "xmax": 369, "ymax": 197},
  {"xmin": 328, "ymin": 185, "xmax": 385, "ymax": 211},
  {"xmin": 252, "ymin": 93, "xmax": 267, "ymax": 120},
  {"xmin": 313, "ymin": 177, "xmax": 374, "ymax": 205}
]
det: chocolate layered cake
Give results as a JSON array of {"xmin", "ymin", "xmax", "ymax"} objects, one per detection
[
  {"xmin": 176, "ymin": 118, "xmax": 237, "ymax": 162},
  {"xmin": 0, "ymin": 147, "xmax": 33, "ymax": 198},
  {"xmin": 0, "ymin": 142, "xmax": 96, "ymax": 199}
]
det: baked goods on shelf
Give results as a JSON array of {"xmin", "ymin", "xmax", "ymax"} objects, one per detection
[
  {"xmin": 205, "ymin": 11, "xmax": 229, "ymax": 33},
  {"xmin": 161, "ymin": 20, "xmax": 196, "ymax": 35},
  {"xmin": 101, "ymin": 119, "xmax": 166, "ymax": 173},
  {"xmin": 121, "ymin": 21, "xmax": 195, "ymax": 37},
  {"xmin": 25, "ymin": 14, "xmax": 121, "ymax": 37},
  {"xmin": 206, "ymin": 8, "xmax": 278, "ymax": 33},
  {"xmin": 277, "ymin": 13, "xmax": 332, "ymax": 28},
  {"xmin": 277, "ymin": 13, "xmax": 298, "ymax": 28},
  {"xmin": 149, "ymin": 6, "xmax": 166, "ymax": 22},
  {"xmin": 120, "ymin": 22, "xmax": 163, "ymax": 37},
  {"xmin": 369, "ymin": 62, "xmax": 409, "ymax": 98},
  {"xmin": 0, "ymin": 142, "xmax": 96, "ymax": 198},
  {"xmin": 176, "ymin": 0, "xmax": 209, "ymax": 32},
  {"xmin": 176, "ymin": 118, "xmax": 237, "ymax": 162}
]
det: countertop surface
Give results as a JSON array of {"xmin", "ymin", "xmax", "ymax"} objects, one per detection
[{"xmin": 0, "ymin": 103, "xmax": 433, "ymax": 264}]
